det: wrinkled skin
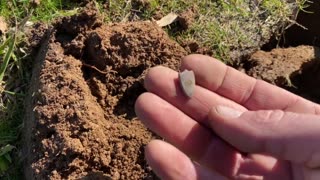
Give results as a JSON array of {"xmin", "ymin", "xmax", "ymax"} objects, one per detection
[{"xmin": 135, "ymin": 55, "xmax": 320, "ymax": 180}]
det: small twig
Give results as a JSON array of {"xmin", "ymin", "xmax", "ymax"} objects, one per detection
[
  {"xmin": 285, "ymin": 19, "xmax": 308, "ymax": 30},
  {"xmin": 82, "ymin": 63, "xmax": 115, "ymax": 75}
]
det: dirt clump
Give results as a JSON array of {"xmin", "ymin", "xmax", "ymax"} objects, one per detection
[
  {"xmin": 26, "ymin": 22, "xmax": 49, "ymax": 50},
  {"xmin": 25, "ymin": 6, "xmax": 186, "ymax": 180},
  {"xmin": 246, "ymin": 45, "xmax": 320, "ymax": 102},
  {"xmin": 178, "ymin": 7, "xmax": 197, "ymax": 30},
  {"xmin": 180, "ymin": 40, "xmax": 213, "ymax": 56}
]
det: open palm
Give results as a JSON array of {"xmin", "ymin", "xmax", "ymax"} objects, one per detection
[{"xmin": 135, "ymin": 55, "xmax": 320, "ymax": 180}]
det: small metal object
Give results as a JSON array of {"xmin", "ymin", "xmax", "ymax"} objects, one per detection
[{"xmin": 179, "ymin": 70, "xmax": 195, "ymax": 98}]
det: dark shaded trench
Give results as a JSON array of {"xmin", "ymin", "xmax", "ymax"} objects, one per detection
[{"xmin": 251, "ymin": 0, "xmax": 320, "ymax": 103}]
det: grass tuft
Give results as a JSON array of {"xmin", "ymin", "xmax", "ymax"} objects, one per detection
[
  {"xmin": 0, "ymin": 0, "xmax": 81, "ymax": 178},
  {"xmin": 100, "ymin": 0, "xmax": 304, "ymax": 61}
]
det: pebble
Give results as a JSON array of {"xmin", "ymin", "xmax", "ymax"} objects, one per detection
[{"xmin": 179, "ymin": 69, "xmax": 195, "ymax": 98}]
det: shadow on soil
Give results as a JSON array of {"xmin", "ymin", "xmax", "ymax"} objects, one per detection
[
  {"xmin": 259, "ymin": 0, "xmax": 320, "ymax": 103},
  {"xmin": 262, "ymin": 0, "xmax": 320, "ymax": 50},
  {"xmin": 283, "ymin": 0, "xmax": 320, "ymax": 47},
  {"xmin": 289, "ymin": 48, "xmax": 320, "ymax": 103}
]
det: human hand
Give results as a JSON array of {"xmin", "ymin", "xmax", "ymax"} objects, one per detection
[{"xmin": 135, "ymin": 54, "xmax": 320, "ymax": 180}]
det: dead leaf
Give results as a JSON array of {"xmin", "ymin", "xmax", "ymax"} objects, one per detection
[
  {"xmin": 156, "ymin": 13, "xmax": 178, "ymax": 27},
  {"xmin": 0, "ymin": 16, "xmax": 7, "ymax": 35}
]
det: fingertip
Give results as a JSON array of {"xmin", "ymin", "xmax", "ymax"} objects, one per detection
[
  {"xmin": 208, "ymin": 106, "xmax": 243, "ymax": 129},
  {"xmin": 145, "ymin": 140, "xmax": 228, "ymax": 180},
  {"xmin": 144, "ymin": 66, "xmax": 168, "ymax": 91},
  {"xmin": 134, "ymin": 92, "xmax": 146, "ymax": 116},
  {"xmin": 208, "ymin": 106, "xmax": 230, "ymax": 129},
  {"xmin": 144, "ymin": 140, "xmax": 176, "ymax": 180},
  {"xmin": 208, "ymin": 106, "xmax": 224, "ymax": 132},
  {"xmin": 144, "ymin": 140, "xmax": 198, "ymax": 180},
  {"xmin": 134, "ymin": 92, "xmax": 154, "ymax": 124},
  {"xmin": 144, "ymin": 140, "xmax": 164, "ymax": 179},
  {"xmin": 207, "ymin": 106, "xmax": 259, "ymax": 153},
  {"xmin": 145, "ymin": 140, "xmax": 165, "ymax": 156},
  {"xmin": 208, "ymin": 106, "xmax": 218, "ymax": 117},
  {"xmin": 216, "ymin": 106, "xmax": 243, "ymax": 119},
  {"xmin": 144, "ymin": 140, "xmax": 161, "ymax": 166},
  {"xmin": 134, "ymin": 93, "xmax": 145, "ymax": 111}
]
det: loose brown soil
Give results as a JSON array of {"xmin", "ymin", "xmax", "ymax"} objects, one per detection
[
  {"xmin": 246, "ymin": 45, "xmax": 320, "ymax": 103},
  {"xmin": 178, "ymin": 6, "xmax": 197, "ymax": 30},
  {"xmin": 24, "ymin": 6, "xmax": 186, "ymax": 180},
  {"xmin": 23, "ymin": 1, "xmax": 320, "ymax": 180},
  {"xmin": 249, "ymin": 0, "xmax": 320, "ymax": 103}
]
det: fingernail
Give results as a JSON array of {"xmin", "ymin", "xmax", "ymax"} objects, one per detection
[{"xmin": 215, "ymin": 106, "xmax": 243, "ymax": 118}]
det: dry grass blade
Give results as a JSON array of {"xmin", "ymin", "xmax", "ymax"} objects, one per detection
[{"xmin": 0, "ymin": 34, "xmax": 16, "ymax": 83}]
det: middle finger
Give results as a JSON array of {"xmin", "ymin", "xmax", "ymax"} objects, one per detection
[{"xmin": 144, "ymin": 66, "xmax": 247, "ymax": 126}]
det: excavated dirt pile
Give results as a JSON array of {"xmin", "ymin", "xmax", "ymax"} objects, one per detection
[
  {"xmin": 24, "ymin": 6, "xmax": 186, "ymax": 179},
  {"xmin": 23, "ymin": 1, "xmax": 320, "ymax": 179},
  {"xmin": 246, "ymin": 45, "xmax": 320, "ymax": 103}
]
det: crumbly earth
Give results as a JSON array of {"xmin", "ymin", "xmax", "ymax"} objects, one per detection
[
  {"xmin": 23, "ymin": 1, "xmax": 320, "ymax": 180},
  {"xmin": 246, "ymin": 45, "xmax": 320, "ymax": 103},
  {"xmin": 24, "ymin": 6, "xmax": 186, "ymax": 180}
]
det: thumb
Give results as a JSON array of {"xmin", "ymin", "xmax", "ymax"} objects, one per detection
[{"xmin": 209, "ymin": 106, "xmax": 320, "ymax": 168}]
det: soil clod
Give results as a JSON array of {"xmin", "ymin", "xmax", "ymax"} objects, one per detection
[
  {"xmin": 246, "ymin": 45, "xmax": 320, "ymax": 103},
  {"xmin": 25, "ymin": 7, "xmax": 186, "ymax": 180}
]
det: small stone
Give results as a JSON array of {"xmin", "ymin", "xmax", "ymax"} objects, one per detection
[{"xmin": 179, "ymin": 70, "xmax": 195, "ymax": 98}]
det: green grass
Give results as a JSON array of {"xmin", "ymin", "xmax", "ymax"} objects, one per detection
[
  {"xmin": 0, "ymin": 0, "xmax": 79, "ymax": 22},
  {"xmin": 98, "ymin": 0, "xmax": 304, "ymax": 61},
  {"xmin": 0, "ymin": 0, "xmax": 81, "ymax": 178},
  {"xmin": 0, "ymin": 0, "xmax": 307, "ymax": 179}
]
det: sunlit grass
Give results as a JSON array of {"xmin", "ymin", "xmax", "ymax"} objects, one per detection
[
  {"xmin": 0, "ymin": 0, "xmax": 81, "ymax": 178},
  {"xmin": 100, "ymin": 0, "xmax": 303, "ymax": 61}
]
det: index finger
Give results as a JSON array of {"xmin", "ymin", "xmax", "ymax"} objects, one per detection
[{"xmin": 180, "ymin": 54, "xmax": 320, "ymax": 114}]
